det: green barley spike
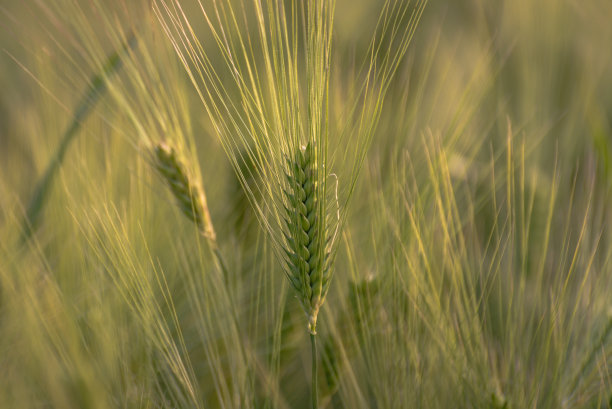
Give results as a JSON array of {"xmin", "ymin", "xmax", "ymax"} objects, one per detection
[{"xmin": 283, "ymin": 143, "xmax": 332, "ymax": 334}]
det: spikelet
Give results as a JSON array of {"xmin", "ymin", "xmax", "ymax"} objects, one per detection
[
  {"xmin": 283, "ymin": 143, "xmax": 332, "ymax": 334},
  {"xmin": 154, "ymin": 142, "xmax": 216, "ymax": 242}
]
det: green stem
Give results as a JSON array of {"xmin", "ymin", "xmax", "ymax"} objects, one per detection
[
  {"xmin": 206, "ymin": 239, "xmax": 251, "ymax": 405},
  {"xmin": 311, "ymin": 333, "xmax": 318, "ymax": 409}
]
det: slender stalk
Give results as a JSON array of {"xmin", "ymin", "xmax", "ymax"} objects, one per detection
[{"xmin": 311, "ymin": 333, "xmax": 318, "ymax": 409}]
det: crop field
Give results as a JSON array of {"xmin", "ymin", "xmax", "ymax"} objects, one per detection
[{"xmin": 1, "ymin": 0, "xmax": 612, "ymax": 408}]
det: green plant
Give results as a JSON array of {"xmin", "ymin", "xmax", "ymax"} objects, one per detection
[{"xmin": 154, "ymin": 0, "xmax": 426, "ymax": 406}]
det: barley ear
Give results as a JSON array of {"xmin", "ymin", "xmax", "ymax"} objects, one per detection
[
  {"xmin": 154, "ymin": 142, "xmax": 216, "ymax": 244},
  {"xmin": 20, "ymin": 33, "xmax": 136, "ymax": 243},
  {"xmin": 283, "ymin": 143, "xmax": 333, "ymax": 335}
]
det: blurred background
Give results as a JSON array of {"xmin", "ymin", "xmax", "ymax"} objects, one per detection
[{"xmin": 1, "ymin": 0, "xmax": 612, "ymax": 408}]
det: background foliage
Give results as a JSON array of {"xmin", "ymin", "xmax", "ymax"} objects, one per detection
[{"xmin": 1, "ymin": 0, "xmax": 612, "ymax": 408}]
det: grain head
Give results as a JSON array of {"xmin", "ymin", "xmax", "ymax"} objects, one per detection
[
  {"xmin": 154, "ymin": 142, "xmax": 216, "ymax": 242},
  {"xmin": 282, "ymin": 143, "xmax": 332, "ymax": 335}
]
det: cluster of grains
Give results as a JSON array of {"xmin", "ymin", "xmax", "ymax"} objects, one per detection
[
  {"xmin": 154, "ymin": 142, "xmax": 216, "ymax": 242},
  {"xmin": 283, "ymin": 143, "xmax": 332, "ymax": 334}
]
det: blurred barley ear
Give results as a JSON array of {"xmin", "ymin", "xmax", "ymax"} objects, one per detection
[
  {"xmin": 20, "ymin": 32, "xmax": 136, "ymax": 243},
  {"xmin": 154, "ymin": 141, "xmax": 233, "ymax": 284},
  {"xmin": 154, "ymin": 142, "xmax": 217, "ymax": 244}
]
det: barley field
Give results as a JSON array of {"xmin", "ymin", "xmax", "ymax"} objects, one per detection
[{"xmin": 1, "ymin": 1, "xmax": 612, "ymax": 408}]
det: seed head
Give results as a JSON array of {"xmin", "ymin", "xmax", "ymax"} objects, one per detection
[
  {"xmin": 154, "ymin": 142, "xmax": 216, "ymax": 242},
  {"xmin": 283, "ymin": 143, "xmax": 333, "ymax": 334}
]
